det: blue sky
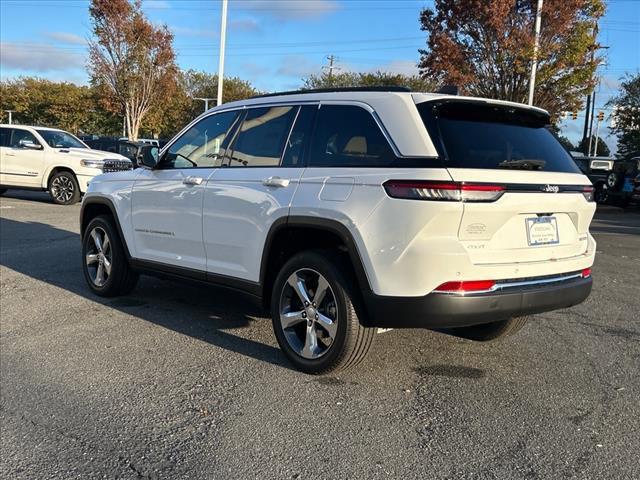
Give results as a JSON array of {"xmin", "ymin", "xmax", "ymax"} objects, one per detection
[{"xmin": 1, "ymin": 0, "xmax": 638, "ymax": 152}]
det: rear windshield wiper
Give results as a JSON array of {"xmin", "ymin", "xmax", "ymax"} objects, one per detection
[{"xmin": 497, "ymin": 159, "xmax": 546, "ymax": 170}]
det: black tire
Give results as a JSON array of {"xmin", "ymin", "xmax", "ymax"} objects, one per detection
[
  {"xmin": 270, "ymin": 250, "xmax": 375, "ymax": 374},
  {"xmin": 447, "ymin": 316, "xmax": 530, "ymax": 342},
  {"xmin": 82, "ymin": 215, "xmax": 138, "ymax": 297},
  {"xmin": 49, "ymin": 170, "xmax": 81, "ymax": 205},
  {"xmin": 594, "ymin": 184, "xmax": 608, "ymax": 204}
]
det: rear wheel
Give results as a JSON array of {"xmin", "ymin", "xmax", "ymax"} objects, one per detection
[
  {"xmin": 448, "ymin": 316, "xmax": 530, "ymax": 342},
  {"xmin": 271, "ymin": 250, "xmax": 375, "ymax": 374},
  {"xmin": 49, "ymin": 171, "xmax": 80, "ymax": 205},
  {"xmin": 82, "ymin": 215, "xmax": 138, "ymax": 297}
]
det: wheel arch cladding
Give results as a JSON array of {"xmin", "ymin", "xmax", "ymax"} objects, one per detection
[
  {"xmin": 80, "ymin": 197, "xmax": 131, "ymax": 259},
  {"xmin": 259, "ymin": 216, "xmax": 372, "ymax": 311}
]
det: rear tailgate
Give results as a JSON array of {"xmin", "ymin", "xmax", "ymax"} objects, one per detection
[
  {"xmin": 416, "ymin": 99, "xmax": 595, "ymax": 266},
  {"xmin": 449, "ymin": 169, "xmax": 595, "ymax": 265}
]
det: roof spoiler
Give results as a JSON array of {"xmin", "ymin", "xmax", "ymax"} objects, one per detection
[{"xmin": 437, "ymin": 85, "xmax": 459, "ymax": 95}]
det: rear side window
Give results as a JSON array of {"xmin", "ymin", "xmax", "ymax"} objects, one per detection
[
  {"xmin": 228, "ymin": 106, "xmax": 297, "ymax": 167},
  {"xmin": 309, "ymin": 105, "xmax": 395, "ymax": 167},
  {"xmin": 418, "ymin": 102, "xmax": 581, "ymax": 173},
  {"xmin": 282, "ymin": 105, "xmax": 317, "ymax": 167},
  {"xmin": 0, "ymin": 128, "xmax": 10, "ymax": 147}
]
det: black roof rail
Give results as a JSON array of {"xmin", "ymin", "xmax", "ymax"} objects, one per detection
[{"xmin": 251, "ymin": 86, "xmax": 412, "ymax": 99}]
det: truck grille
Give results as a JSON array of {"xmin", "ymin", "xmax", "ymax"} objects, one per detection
[{"xmin": 103, "ymin": 159, "xmax": 132, "ymax": 173}]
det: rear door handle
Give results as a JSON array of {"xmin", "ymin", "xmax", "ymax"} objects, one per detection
[
  {"xmin": 262, "ymin": 176, "xmax": 290, "ymax": 188},
  {"xmin": 183, "ymin": 176, "xmax": 204, "ymax": 185}
]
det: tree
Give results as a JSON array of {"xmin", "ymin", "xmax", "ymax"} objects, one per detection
[
  {"xmin": 302, "ymin": 70, "xmax": 436, "ymax": 91},
  {"xmin": 606, "ymin": 73, "xmax": 640, "ymax": 159},
  {"xmin": 556, "ymin": 135, "xmax": 576, "ymax": 152},
  {"xmin": 88, "ymin": 0, "xmax": 178, "ymax": 140},
  {"xmin": 0, "ymin": 77, "xmax": 120, "ymax": 135},
  {"xmin": 577, "ymin": 135, "xmax": 610, "ymax": 156},
  {"xmin": 418, "ymin": 0, "xmax": 605, "ymax": 121}
]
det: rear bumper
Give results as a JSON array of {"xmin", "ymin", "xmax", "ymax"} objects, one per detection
[{"xmin": 363, "ymin": 275, "xmax": 592, "ymax": 328}]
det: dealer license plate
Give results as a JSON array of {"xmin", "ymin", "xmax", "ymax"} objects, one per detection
[{"xmin": 526, "ymin": 216, "xmax": 559, "ymax": 246}]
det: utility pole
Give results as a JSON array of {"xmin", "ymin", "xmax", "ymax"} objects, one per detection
[
  {"xmin": 591, "ymin": 112, "xmax": 603, "ymax": 157},
  {"xmin": 582, "ymin": 93, "xmax": 591, "ymax": 145},
  {"xmin": 583, "ymin": 22, "xmax": 599, "ymax": 147},
  {"xmin": 323, "ymin": 55, "xmax": 340, "ymax": 82},
  {"xmin": 587, "ymin": 82, "xmax": 598, "ymax": 156},
  {"xmin": 4, "ymin": 110, "xmax": 15, "ymax": 124},
  {"xmin": 527, "ymin": 0, "xmax": 543, "ymax": 106},
  {"xmin": 216, "ymin": 0, "xmax": 228, "ymax": 106},
  {"xmin": 193, "ymin": 97, "xmax": 216, "ymax": 111}
]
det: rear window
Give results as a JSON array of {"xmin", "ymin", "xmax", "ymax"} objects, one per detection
[{"xmin": 418, "ymin": 101, "xmax": 581, "ymax": 173}]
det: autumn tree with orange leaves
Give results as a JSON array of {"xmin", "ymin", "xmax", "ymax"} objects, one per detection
[
  {"xmin": 419, "ymin": 0, "xmax": 605, "ymax": 120},
  {"xmin": 88, "ymin": 0, "xmax": 177, "ymax": 140}
]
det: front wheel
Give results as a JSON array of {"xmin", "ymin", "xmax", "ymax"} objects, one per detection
[
  {"xmin": 49, "ymin": 171, "xmax": 80, "ymax": 205},
  {"xmin": 447, "ymin": 316, "xmax": 530, "ymax": 342},
  {"xmin": 271, "ymin": 250, "xmax": 375, "ymax": 374},
  {"xmin": 82, "ymin": 215, "xmax": 138, "ymax": 297}
]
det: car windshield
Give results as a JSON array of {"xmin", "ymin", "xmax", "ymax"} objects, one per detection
[
  {"xmin": 36, "ymin": 129, "xmax": 87, "ymax": 149},
  {"xmin": 417, "ymin": 101, "xmax": 581, "ymax": 173}
]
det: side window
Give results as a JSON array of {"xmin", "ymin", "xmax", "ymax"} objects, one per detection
[
  {"xmin": 282, "ymin": 105, "xmax": 317, "ymax": 167},
  {"xmin": 10, "ymin": 129, "xmax": 40, "ymax": 148},
  {"xmin": 0, "ymin": 128, "xmax": 10, "ymax": 147},
  {"xmin": 228, "ymin": 106, "xmax": 297, "ymax": 167},
  {"xmin": 162, "ymin": 110, "xmax": 239, "ymax": 169},
  {"xmin": 309, "ymin": 105, "xmax": 395, "ymax": 167}
]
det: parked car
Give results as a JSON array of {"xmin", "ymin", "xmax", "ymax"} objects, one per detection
[
  {"xmin": 80, "ymin": 88, "xmax": 595, "ymax": 373},
  {"xmin": 571, "ymin": 154, "xmax": 617, "ymax": 204},
  {"xmin": 85, "ymin": 137, "xmax": 142, "ymax": 166},
  {"xmin": 0, "ymin": 125, "xmax": 132, "ymax": 205},
  {"xmin": 632, "ymin": 173, "xmax": 640, "ymax": 204},
  {"xmin": 602, "ymin": 157, "xmax": 640, "ymax": 207}
]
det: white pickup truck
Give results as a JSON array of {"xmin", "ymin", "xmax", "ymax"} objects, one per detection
[{"xmin": 0, "ymin": 124, "xmax": 132, "ymax": 205}]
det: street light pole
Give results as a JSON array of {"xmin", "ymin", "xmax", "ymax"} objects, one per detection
[
  {"xmin": 193, "ymin": 97, "xmax": 216, "ymax": 111},
  {"xmin": 4, "ymin": 110, "xmax": 15, "ymax": 124},
  {"xmin": 216, "ymin": 0, "xmax": 228, "ymax": 107},
  {"xmin": 527, "ymin": 0, "xmax": 543, "ymax": 106}
]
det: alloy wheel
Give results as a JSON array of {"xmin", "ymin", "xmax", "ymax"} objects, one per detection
[
  {"xmin": 85, "ymin": 227, "xmax": 112, "ymax": 287},
  {"xmin": 279, "ymin": 268, "xmax": 338, "ymax": 359},
  {"xmin": 51, "ymin": 176, "xmax": 75, "ymax": 203}
]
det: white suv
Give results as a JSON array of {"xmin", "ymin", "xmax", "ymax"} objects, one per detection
[
  {"xmin": 0, "ymin": 125, "xmax": 132, "ymax": 205},
  {"xmin": 79, "ymin": 88, "xmax": 596, "ymax": 373}
]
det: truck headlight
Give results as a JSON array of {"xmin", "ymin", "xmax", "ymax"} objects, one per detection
[{"xmin": 80, "ymin": 159, "xmax": 105, "ymax": 170}]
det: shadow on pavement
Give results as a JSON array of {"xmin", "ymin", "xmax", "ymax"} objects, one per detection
[
  {"xmin": 592, "ymin": 206, "xmax": 640, "ymax": 236},
  {"xmin": 0, "ymin": 216, "xmax": 294, "ymax": 371}
]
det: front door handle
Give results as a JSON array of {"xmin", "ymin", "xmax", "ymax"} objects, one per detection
[
  {"xmin": 262, "ymin": 176, "xmax": 290, "ymax": 188},
  {"xmin": 183, "ymin": 176, "xmax": 204, "ymax": 185}
]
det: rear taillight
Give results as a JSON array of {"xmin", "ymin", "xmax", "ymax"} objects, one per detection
[
  {"xmin": 581, "ymin": 268, "xmax": 592, "ymax": 278},
  {"xmin": 433, "ymin": 280, "xmax": 496, "ymax": 293},
  {"xmin": 383, "ymin": 180, "xmax": 505, "ymax": 202},
  {"xmin": 582, "ymin": 186, "xmax": 595, "ymax": 202}
]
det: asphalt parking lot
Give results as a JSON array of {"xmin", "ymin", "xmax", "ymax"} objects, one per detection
[{"xmin": 1, "ymin": 191, "xmax": 639, "ymax": 480}]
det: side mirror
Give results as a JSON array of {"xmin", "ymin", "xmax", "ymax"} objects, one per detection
[
  {"xmin": 138, "ymin": 145, "xmax": 159, "ymax": 169},
  {"xmin": 19, "ymin": 139, "xmax": 43, "ymax": 150}
]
